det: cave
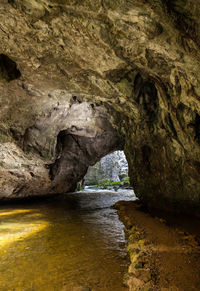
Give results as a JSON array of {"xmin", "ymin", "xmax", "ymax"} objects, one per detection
[
  {"xmin": 0, "ymin": 0, "xmax": 199, "ymax": 216},
  {"xmin": 0, "ymin": 0, "xmax": 200, "ymax": 290}
]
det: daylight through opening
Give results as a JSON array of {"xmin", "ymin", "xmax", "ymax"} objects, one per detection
[{"xmin": 79, "ymin": 150, "xmax": 135, "ymax": 195}]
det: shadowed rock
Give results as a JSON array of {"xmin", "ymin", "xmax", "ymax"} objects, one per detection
[{"xmin": 0, "ymin": 54, "xmax": 21, "ymax": 82}]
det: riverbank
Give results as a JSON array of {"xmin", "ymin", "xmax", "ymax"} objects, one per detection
[{"xmin": 114, "ymin": 201, "xmax": 200, "ymax": 291}]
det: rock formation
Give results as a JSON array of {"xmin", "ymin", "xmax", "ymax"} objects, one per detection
[
  {"xmin": 84, "ymin": 151, "xmax": 129, "ymax": 185},
  {"xmin": 0, "ymin": 0, "xmax": 200, "ymax": 215}
]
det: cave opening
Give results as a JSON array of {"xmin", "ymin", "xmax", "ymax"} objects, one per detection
[
  {"xmin": 0, "ymin": 54, "xmax": 21, "ymax": 82},
  {"xmin": 81, "ymin": 150, "xmax": 134, "ymax": 193},
  {"xmin": 49, "ymin": 129, "xmax": 135, "ymax": 196},
  {"xmin": 48, "ymin": 118, "xmax": 126, "ymax": 194}
]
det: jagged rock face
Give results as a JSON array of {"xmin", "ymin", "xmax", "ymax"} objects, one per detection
[
  {"xmin": 84, "ymin": 151, "xmax": 128, "ymax": 185},
  {"xmin": 49, "ymin": 132, "xmax": 123, "ymax": 193},
  {"xmin": 0, "ymin": 99, "xmax": 123, "ymax": 197},
  {"xmin": 0, "ymin": 1, "xmax": 200, "ymax": 214}
]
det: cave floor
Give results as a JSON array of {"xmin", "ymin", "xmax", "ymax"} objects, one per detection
[{"xmin": 115, "ymin": 201, "xmax": 200, "ymax": 291}]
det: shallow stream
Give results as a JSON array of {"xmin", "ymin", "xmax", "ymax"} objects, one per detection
[{"xmin": 0, "ymin": 189, "xmax": 136, "ymax": 291}]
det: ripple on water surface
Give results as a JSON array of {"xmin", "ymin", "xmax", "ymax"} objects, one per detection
[{"xmin": 0, "ymin": 189, "xmax": 136, "ymax": 290}]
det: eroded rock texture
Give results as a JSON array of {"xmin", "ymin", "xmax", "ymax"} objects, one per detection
[{"xmin": 0, "ymin": 0, "xmax": 200, "ymax": 214}]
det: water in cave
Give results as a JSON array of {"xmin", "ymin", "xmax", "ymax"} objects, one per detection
[{"xmin": 0, "ymin": 152, "xmax": 137, "ymax": 291}]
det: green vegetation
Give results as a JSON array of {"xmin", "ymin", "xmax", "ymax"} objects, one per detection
[
  {"xmin": 97, "ymin": 177, "xmax": 130, "ymax": 189},
  {"xmin": 122, "ymin": 177, "xmax": 130, "ymax": 184}
]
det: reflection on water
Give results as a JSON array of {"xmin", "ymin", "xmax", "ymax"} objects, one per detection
[{"xmin": 0, "ymin": 189, "xmax": 136, "ymax": 291}]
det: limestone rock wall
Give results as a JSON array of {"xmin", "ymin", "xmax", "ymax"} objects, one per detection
[
  {"xmin": 84, "ymin": 151, "xmax": 128, "ymax": 185},
  {"xmin": 0, "ymin": 1, "xmax": 200, "ymax": 214}
]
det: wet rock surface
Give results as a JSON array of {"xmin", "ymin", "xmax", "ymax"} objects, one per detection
[{"xmin": 0, "ymin": 0, "xmax": 200, "ymax": 214}]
